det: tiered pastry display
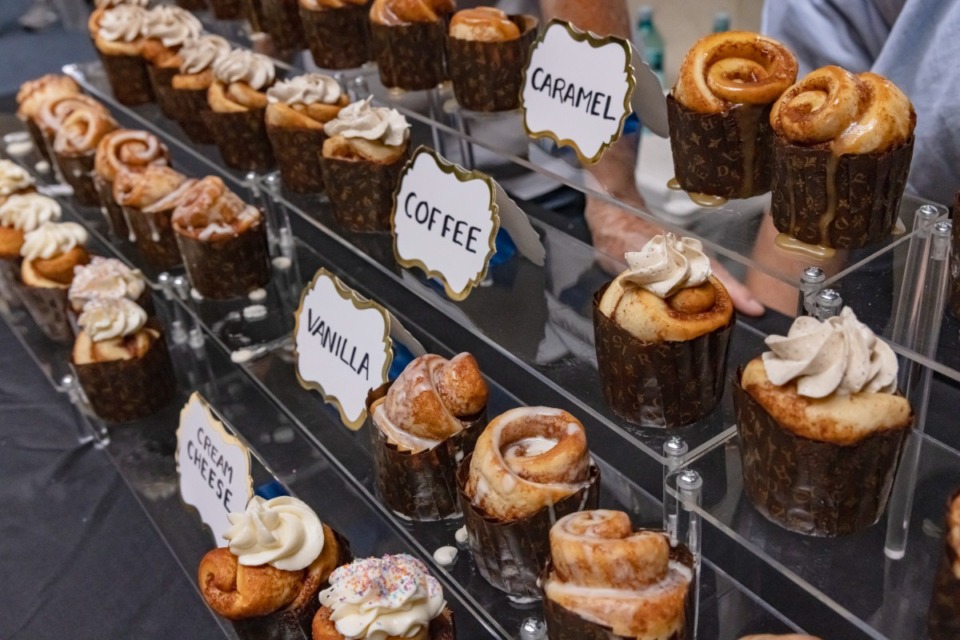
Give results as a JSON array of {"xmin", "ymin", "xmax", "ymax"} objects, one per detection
[
  {"xmin": 458, "ymin": 407, "xmax": 599, "ymax": 599},
  {"xmin": 199, "ymin": 496, "xmax": 349, "ymax": 633},
  {"xmin": 299, "ymin": 0, "xmax": 371, "ymax": 70},
  {"xmin": 68, "ymin": 256, "xmax": 149, "ymax": 316},
  {"xmin": 541, "ymin": 510, "xmax": 694, "ymax": 640},
  {"xmin": 734, "ymin": 307, "xmax": 912, "ymax": 536},
  {"xmin": 15, "ymin": 74, "xmax": 82, "ymax": 162},
  {"xmin": 594, "ymin": 234, "xmax": 734, "ymax": 428},
  {"xmin": 18, "ymin": 221, "xmax": 90, "ymax": 343},
  {"xmin": 140, "ymin": 5, "xmax": 203, "ymax": 119},
  {"xmin": 169, "ymin": 34, "xmax": 233, "ymax": 143},
  {"xmin": 366, "ymin": 352, "xmax": 488, "ymax": 520},
  {"xmin": 669, "ymin": 32, "xmax": 797, "ymax": 200},
  {"xmin": 204, "ymin": 49, "xmax": 277, "ymax": 172},
  {"xmin": 91, "ymin": 4, "xmax": 155, "ymax": 105},
  {"xmin": 446, "ymin": 7, "xmax": 537, "ymax": 112},
  {"xmin": 259, "ymin": 0, "xmax": 307, "ymax": 55},
  {"xmin": 0, "ymin": 188, "xmax": 53, "ymax": 307},
  {"xmin": 769, "ymin": 67, "xmax": 916, "ymax": 252},
  {"xmin": 72, "ymin": 297, "xmax": 175, "ymax": 422},
  {"xmin": 94, "ymin": 129, "xmax": 171, "ymax": 238},
  {"xmin": 114, "ymin": 165, "xmax": 192, "ymax": 269},
  {"xmin": 171, "ymin": 176, "xmax": 271, "ymax": 299},
  {"xmin": 369, "ymin": 0, "xmax": 455, "ymax": 91},
  {"xmin": 52, "ymin": 106, "xmax": 119, "ymax": 206},
  {"xmin": 313, "ymin": 554, "xmax": 454, "ymax": 640},
  {"xmin": 320, "ymin": 97, "xmax": 410, "ymax": 232},
  {"xmin": 929, "ymin": 490, "xmax": 960, "ymax": 639},
  {"xmin": 265, "ymin": 74, "xmax": 349, "ymax": 193}
]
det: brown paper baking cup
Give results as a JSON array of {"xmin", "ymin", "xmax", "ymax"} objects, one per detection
[
  {"xmin": 97, "ymin": 51, "xmax": 154, "ymax": 106},
  {"xmin": 259, "ymin": 0, "xmax": 307, "ymax": 53},
  {"xmin": 541, "ymin": 544, "xmax": 695, "ymax": 640},
  {"xmin": 146, "ymin": 64, "xmax": 180, "ymax": 120},
  {"xmin": 666, "ymin": 94, "xmax": 773, "ymax": 199},
  {"xmin": 300, "ymin": 3, "xmax": 370, "ymax": 70},
  {"xmin": 0, "ymin": 258, "xmax": 23, "ymax": 307},
  {"xmin": 928, "ymin": 490, "xmax": 960, "ymax": 640},
  {"xmin": 175, "ymin": 0, "xmax": 208, "ymax": 9},
  {"xmin": 168, "ymin": 85, "xmax": 215, "ymax": 144},
  {"xmin": 210, "ymin": 0, "xmax": 243, "ymax": 19},
  {"xmin": 24, "ymin": 118, "xmax": 52, "ymax": 164},
  {"xmin": 733, "ymin": 369, "xmax": 911, "ymax": 537},
  {"xmin": 175, "ymin": 221, "xmax": 271, "ymax": 299},
  {"xmin": 73, "ymin": 330, "xmax": 176, "ymax": 423},
  {"xmin": 370, "ymin": 20, "xmax": 448, "ymax": 91},
  {"xmin": 93, "ymin": 174, "xmax": 129, "ymax": 238},
  {"xmin": 366, "ymin": 382, "xmax": 486, "ymax": 521},
  {"xmin": 266, "ymin": 124, "xmax": 326, "ymax": 193},
  {"xmin": 592, "ymin": 285, "xmax": 732, "ymax": 429},
  {"xmin": 20, "ymin": 283, "xmax": 73, "ymax": 343},
  {"xmin": 456, "ymin": 456, "xmax": 600, "ymax": 600},
  {"xmin": 203, "ymin": 108, "xmax": 275, "ymax": 172},
  {"xmin": 447, "ymin": 15, "xmax": 537, "ymax": 112},
  {"xmin": 770, "ymin": 135, "xmax": 914, "ymax": 249},
  {"xmin": 321, "ymin": 149, "xmax": 408, "ymax": 233},
  {"xmin": 123, "ymin": 205, "xmax": 182, "ymax": 270},
  {"xmin": 54, "ymin": 152, "xmax": 99, "ymax": 207}
]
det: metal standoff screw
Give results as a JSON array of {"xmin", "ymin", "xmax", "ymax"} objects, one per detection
[
  {"xmin": 351, "ymin": 75, "xmax": 371, "ymax": 100},
  {"xmin": 814, "ymin": 288, "xmax": 842, "ymax": 319},
  {"xmin": 676, "ymin": 469, "xmax": 703, "ymax": 492},
  {"xmin": 60, "ymin": 374, "xmax": 74, "ymax": 390},
  {"xmin": 157, "ymin": 272, "xmax": 176, "ymax": 301},
  {"xmin": 933, "ymin": 220, "xmax": 953, "ymax": 261},
  {"xmin": 172, "ymin": 275, "xmax": 191, "ymax": 301},
  {"xmin": 519, "ymin": 617, "xmax": 547, "ymax": 640},
  {"xmin": 801, "ymin": 266, "xmax": 826, "ymax": 285},
  {"xmin": 663, "ymin": 436, "xmax": 689, "ymax": 459},
  {"xmin": 798, "ymin": 266, "xmax": 826, "ymax": 316},
  {"xmin": 916, "ymin": 203, "xmax": 942, "ymax": 233}
]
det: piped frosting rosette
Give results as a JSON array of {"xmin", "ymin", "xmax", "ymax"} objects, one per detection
[
  {"xmin": 0, "ymin": 193, "xmax": 60, "ymax": 233},
  {"xmin": 542, "ymin": 510, "xmax": 693, "ymax": 639},
  {"xmin": 177, "ymin": 35, "xmax": 233, "ymax": 77},
  {"xmin": 0, "ymin": 160, "xmax": 35, "ymax": 199},
  {"xmin": 69, "ymin": 256, "xmax": 146, "ymax": 313}
]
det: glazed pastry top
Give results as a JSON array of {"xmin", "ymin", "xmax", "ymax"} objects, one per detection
[
  {"xmin": 770, "ymin": 66, "xmax": 915, "ymax": 155},
  {"xmin": 77, "ymin": 297, "xmax": 147, "ymax": 342},
  {"xmin": 674, "ymin": 31, "xmax": 797, "ymax": 113},
  {"xmin": 36, "ymin": 94, "xmax": 109, "ymax": 138},
  {"xmin": 143, "ymin": 5, "xmax": 202, "ymax": 49},
  {"xmin": 69, "ymin": 256, "xmax": 146, "ymax": 310},
  {"xmin": 0, "ymin": 193, "xmax": 60, "ymax": 231},
  {"xmin": 20, "ymin": 221, "xmax": 86, "ymax": 261},
  {"xmin": 369, "ymin": 0, "xmax": 456, "ymax": 25},
  {"xmin": 318, "ymin": 554, "xmax": 446, "ymax": 639},
  {"xmin": 466, "ymin": 406, "xmax": 592, "ymax": 522},
  {"xmin": 0, "ymin": 160, "xmax": 35, "ymax": 198},
  {"xmin": 223, "ymin": 496, "xmax": 326, "ymax": 571},
  {"xmin": 171, "ymin": 176, "xmax": 261, "ymax": 241},
  {"xmin": 544, "ymin": 510, "xmax": 692, "ymax": 638},
  {"xmin": 141, "ymin": 176, "xmax": 197, "ymax": 214},
  {"xmin": 449, "ymin": 7, "xmax": 520, "ymax": 41},
  {"xmin": 598, "ymin": 234, "xmax": 733, "ymax": 342},
  {"xmin": 178, "ymin": 35, "xmax": 233, "ymax": 75},
  {"xmin": 53, "ymin": 108, "xmax": 118, "ymax": 156},
  {"xmin": 371, "ymin": 352, "xmax": 488, "ymax": 454},
  {"xmin": 95, "ymin": 129, "xmax": 170, "ymax": 182},
  {"xmin": 300, "ymin": 0, "xmax": 368, "ymax": 9},
  {"xmin": 265, "ymin": 75, "xmax": 346, "ymax": 129},
  {"xmin": 113, "ymin": 165, "xmax": 188, "ymax": 209},
  {"xmin": 16, "ymin": 74, "xmax": 81, "ymax": 121}
]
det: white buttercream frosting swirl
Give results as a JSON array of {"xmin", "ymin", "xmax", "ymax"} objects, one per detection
[
  {"xmin": 267, "ymin": 74, "xmax": 341, "ymax": 106},
  {"xmin": 0, "ymin": 160, "xmax": 34, "ymax": 196},
  {"xmin": 144, "ymin": 6, "xmax": 202, "ymax": 48},
  {"xmin": 318, "ymin": 554, "xmax": 445, "ymax": 640},
  {"xmin": 78, "ymin": 297, "xmax": 147, "ymax": 342},
  {"xmin": 98, "ymin": 5, "xmax": 149, "ymax": 42},
  {"xmin": 223, "ymin": 496, "xmax": 324, "ymax": 572},
  {"xmin": 178, "ymin": 35, "xmax": 233, "ymax": 75},
  {"xmin": 69, "ymin": 257, "xmax": 145, "ymax": 308},
  {"xmin": 619, "ymin": 233, "xmax": 712, "ymax": 298},
  {"xmin": 212, "ymin": 50, "xmax": 275, "ymax": 90},
  {"xmin": 0, "ymin": 193, "xmax": 59, "ymax": 231},
  {"xmin": 762, "ymin": 307, "xmax": 898, "ymax": 398},
  {"xmin": 324, "ymin": 97, "xmax": 409, "ymax": 147},
  {"xmin": 21, "ymin": 222, "xmax": 87, "ymax": 260}
]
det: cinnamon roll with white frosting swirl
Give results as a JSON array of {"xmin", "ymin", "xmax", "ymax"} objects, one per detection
[
  {"xmin": 53, "ymin": 108, "xmax": 118, "ymax": 206},
  {"xmin": 36, "ymin": 94, "xmax": 109, "ymax": 141}
]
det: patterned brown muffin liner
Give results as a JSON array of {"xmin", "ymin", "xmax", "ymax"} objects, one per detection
[
  {"xmin": 97, "ymin": 51, "xmax": 154, "ymax": 106},
  {"xmin": 24, "ymin": 117, "xmax": 52, "ymax": 164},
  {"xmin": 93, "ymin": 174, "xmax": 129, "ymax": 238},
  {"xmin": 73, "ymin": 328, "xmax": 176, "ymax": 423},
  {"xmin": 266, "ymin": 124, "xmax": 326, "ymax": 193},
  {"xmin": 167, "ymin": 85, "xmax": 215, "ymax": 144},
  {"xmin": 732, "ymin": 368, "xmax": 911, "ymax": 537},
  {"xmin": 447, "ymin": 15, "xmax": 538, "ymax": 113},
  {"xmin": 370, "ymin": 20, "xmax": 448, "ymax": 91},
  {"xmin": 320, "ymin": 148, "xmax": 409, "ymax": 233},
  {"xmin": 592, "ymin": 285, "xmax": 733, "ymax": 429},
  {"xmin": 122, "ymin": 204, "xmax": 182, "ymax": 270},
  {"xmin": 666, "ymin": 94, "xmax": 773, "ymax": 199},
  {"xmin": 175, "ymin": 0, "xmax": 208, "ymax": 10},
  {"xmin": 0, "ymin": 258, "xmax": 23, "ymax": 307},
  {"xmin": 770, "ymin": 135, "xmax": 914, "ymax": 249},
  {"xmin": 455, "ymin": 455, "xmax": 600, "ymax": 600},
  {"xmin": 300, "ymin": 3, "xmax": 371, "ymax": 70},
  {"xmin": 146, "ymin": 64, "xmax": 180, "ymax": 120},
  {"xmin": 366, "ymin": 382, "xmax": 486, "ymax": 521},
  {"xmin": 202, "ymin": 107, "xmax": 276, "ymax": 172},
  {"xmin": 20, "ymin": 283, "xmax": 73, "ymax": 343},
  {"xmin": 175, "ymin": 221, "xmax": 271, "ymax": 299},
  {"xmin": 928, "ymin": 490, "xmax": 960, "ymax": 640},
  {"xmin": 210, "ymin": 0, "xmax": 243, "ymax": 19},
  {"xmin": 541, "ymin": 543, "xmax": 695, "ymax": 640},
  {"xmin": 54, "ymin": 152, "xmax": 99, "ymax": 206},
  {"xmin": 258, "ymin": 0, "xmax": 307, "ymax": 54},
  {"xmin": 949, "ymin": 192, "xmax": 960, "ymax": 320}
]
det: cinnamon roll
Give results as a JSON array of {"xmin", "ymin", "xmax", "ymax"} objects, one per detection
[
  {"xmin": 16, "ymin": 74, "xmax": 82, "ymax": 162},
  {"xmin": 113, "ymin": 166, "xmax": 190, "ymax": 267},
  {"xmin": 113, "ymin": 166, "xmax": 189, "ymax": 210},
  {"xmin": 449, "ymin": 7, "xmax": 518, "ymax": 41},
  {"xmin": 768, "ymin": 67, "xmax": 916, "ymax": 250},
  {"xmin": 542, "ymin": 511, "xmax": 694, "ymax": 640},
  {"xmin": 299, "ymin": 0, "xmax": 371, "ymax": 71},
  {"xmin": 94, "ymin": 129, "xmax": 170, "ymax": 238},
  {"xmin": 369, "ymin": 0, "xmax": 454, "ymax": 24},
  {"xmin": 53, "ymin": 108, "xmax": 118, "ymax": 207},
  {"xmin": 668, "ymin": 31, "xmax": 797, "ymax": 199},
  {"xmin": 369, "ymin": 0, "xmax": 454, "ymax": 90}
]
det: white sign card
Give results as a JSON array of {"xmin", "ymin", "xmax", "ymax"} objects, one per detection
[
  {"xmin": 176, "ymin": 393, "xmax": 253, "ymax": 544},
  {"xmin": 392, "ymin": 146, "xmax": 545, "ymax": 301}
]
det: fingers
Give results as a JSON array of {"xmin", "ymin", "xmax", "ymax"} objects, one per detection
[{"xmin": 712, "ymin": 260, "xmax": 765, "ymax": 317}]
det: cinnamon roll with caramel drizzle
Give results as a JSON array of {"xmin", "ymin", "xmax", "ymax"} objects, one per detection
[
  {"xmin": 94, "ymin": 129, "xmax": 170, "ymax": 238},
  {"xmin": 668, "ymin": 31, "xmax": 797, "ymax": 200},
  {"xmin": 768, "ymin": 66, "xmax": 916, "ymax": 252},
  {"xmin": 542, "ymin": 510, "xmax": 694, "ymax": 640},
  {"xmin": 114, "ymin": 166, "xmax": 190, "ymax": 267},
  {"xmin": 16, "ymin": 74, "xmax": 82, "ymax": 163},
  {"xmin": 52, "ymin": 108, "xmax": 118, "ymax": 207},
  {"xmin": 369, "ymin": 0, "xmax": 455, "ymax": 91}
]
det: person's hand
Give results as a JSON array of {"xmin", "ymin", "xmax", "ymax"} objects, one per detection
[{"xmin": 584, "ymin": 195, "xmax": 765, "ymax": 317}]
